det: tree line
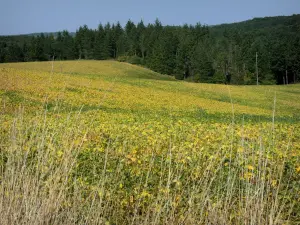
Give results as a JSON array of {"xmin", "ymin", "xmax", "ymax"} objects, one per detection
[{"xmin": 1, "ymin": 15, "xmax": 300, "ymax": 84}]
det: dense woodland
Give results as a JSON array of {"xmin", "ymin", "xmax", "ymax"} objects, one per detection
[{"xmin": 1, "ymin": 14, "xmax": 300, "ymax": 84}]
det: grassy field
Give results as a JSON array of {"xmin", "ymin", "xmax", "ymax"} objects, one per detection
[{"xmin": 0, "ymin": 60, "xmax": 299, "ymax": 224}]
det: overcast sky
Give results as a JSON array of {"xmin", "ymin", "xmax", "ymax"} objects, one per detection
[{"xmin": 0, "ymin": 0, "xmax": 299, "ymax": 35}]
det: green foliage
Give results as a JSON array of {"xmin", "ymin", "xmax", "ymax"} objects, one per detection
[
  {"xmin": 212, "ymin": 71, "xmax": 225, "ymax": 84},
  {"xmin": 243, "ymin": 71, "xmax": 257, "ymax": 85},
  {"xmin": 127, "ymin": 55, "xmax": 143, "ymax": 65},
  {"xmin": 93, "ymin": 24, "xmax": 110, "ymax": 60},
  {"xmin": 1, "ymin": 15, "xmax": 300, "ymax": 85},
  {"xmin": 117, "ymin": 55, "xmax": 129, "ymax": 62},
  {"xmin": 117, "ymin": 55, "xmax": 143, "ymax": 65},
  {"xmin": 174, "ymin": 73, "xmax": 185, "ymax": 80}
]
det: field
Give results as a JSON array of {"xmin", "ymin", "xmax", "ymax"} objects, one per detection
[{"xmin": 0, "ymin": 60, "xmax": 300, "ymax": 224}]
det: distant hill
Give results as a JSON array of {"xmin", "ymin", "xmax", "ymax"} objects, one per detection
[
  {"xmin": 23, "ymin": 32, "xmax": 76, "ymax": 38},
  {"xmin": 0, "ymin": 32, "xmax": 76, "ymax": 45},
  {"xmin": 211, "ymin": 14, "xmax": 300, "ymax": 35}
]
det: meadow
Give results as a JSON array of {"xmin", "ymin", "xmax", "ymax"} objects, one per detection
[{"xmin": 0, "ymin": 60, "xmax": 299, "ymax": 224}]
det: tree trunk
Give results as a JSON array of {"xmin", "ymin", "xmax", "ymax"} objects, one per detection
[
  {"xmin": 142, "ymin": 49, "xmax": 145, "ymax": 60},
  {"xmin": 51, "ymin": 55, "xmax": 54, "ymax": 74},
  {"xmin": 256, "ymin": 52, "xmax": 258, "ymax": 85}
]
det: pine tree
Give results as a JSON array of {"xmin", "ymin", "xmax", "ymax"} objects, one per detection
[
  {"xmin": 125, "ymin": 20, "xmax": 137, "ymax": 55},
  {"xmin": 0, "ymin": 42, "xmax": 7, "ymax": 63},
  {"xmin": 62, "ymin": 30, "xmax": 75, "ymax": 60},
  {"xmin": 149, "ymin": 27, "xmax": 178, "ymax": 75},
  {"xmin": 175, "ymin": 24, "xmax": 193, "ymax": 79},
  {"xmin": 137, "ymin": 20, "xmax": 146, "ymax": 60},
  {"xmin": 5, "ymin": 43, "xmax": 23, "ymax": 62},
  {"xmin": 94, "ymin": 24, "xmax": 110, "ymax": 60},
  {"xmin": 111, "ymin": 22, "xmax": 124, "ymax": 58}
]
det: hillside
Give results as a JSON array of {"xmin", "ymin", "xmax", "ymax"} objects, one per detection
[
  {"xmin": 1, "ymin": 60, "xmax": 300, "ymax": 119},
  {"xmin": 0, "ymin": 61, "xmax": 300, "ymax": 224}
]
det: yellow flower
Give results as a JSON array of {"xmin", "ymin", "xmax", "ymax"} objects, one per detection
[
  {"xmin": 130, "ymin": 195, "xmax": 134, "ymax": 203},
  {"xmin": 246, "ymin": 165, "xmax": 254, "ymax": 171},
  {"xmin": 57, "ymin": 150, "xmax": 63, "ymax": 157},
  {"xmin": 244, "ymin": 172, "xmax": 254, "ymax": 179},
  {"xmin": 271, "ymin": 180, "xmax": 277, "ymax": 187},
  {"xmin": 237, "ymin": 147, "xmax": 244, "ymax": 153}
]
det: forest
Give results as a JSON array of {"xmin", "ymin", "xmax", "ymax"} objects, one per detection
[{"xmin": 1, "ymin": 14, "xmax": 300, "ymax": 84}]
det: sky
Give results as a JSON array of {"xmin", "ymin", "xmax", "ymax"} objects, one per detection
[{"xmin": 0, "ymin": 0, "xmax": 299, "ymax": 35}]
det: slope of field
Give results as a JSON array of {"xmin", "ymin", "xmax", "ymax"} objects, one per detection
[
  {"xmin": 0, "ymin": 61, "xmax": 299, "ymax": 224},
  {"xmin": 1, "ymin": 60, "xmax": 300, "ymax": 119}
]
